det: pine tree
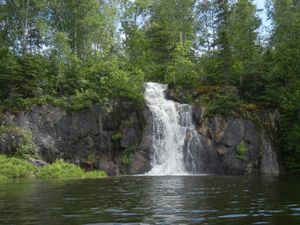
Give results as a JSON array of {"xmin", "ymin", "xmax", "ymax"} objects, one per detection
[
  {"xmin": 214, "ymin": 0, "xmax": 231, "ymax": 85},
  {"xmin": 229, "ymin": 0, "xmax": 261, "ymax": 88}
]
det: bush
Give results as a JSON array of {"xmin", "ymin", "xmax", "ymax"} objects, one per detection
[
  {"xmin": 204, "ymin": 93, "xmax": 240, "ymax": 118},
  {"xmin": 237, "ymin": 140, "xmax": 247, "ymax": 160},
  {"xmin": 0, "ymin": 126, "xmax": 38, "ymax": 159},
  {"xmin": 240, "ymin": 103, "xmax": 258, "ymax": 112},
  {"xmin": 37, "ymin": 159, "xmax": 106, "ymax": 179},
  {"xmin": 0, "ymin": 155, "xmax": 36, "ymax": 179},
  {"xmin": 84, "ymin": 170, "xmax": 107, "ymax": 178},
  {"xmin": 0, "ymin": 175, "xmax": 8, "ymax": 181},
  {"xmin": 37, "ymin": 159, "xmax": 84, "ymax": 179},
  {"xmin": 112, "ymin": 131, "xmax": 122, "ymax": 141}
]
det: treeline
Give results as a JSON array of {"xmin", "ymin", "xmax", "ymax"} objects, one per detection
[{"xmin": 0, "ymin": 0, "xmax": 299, "ymax": 172}]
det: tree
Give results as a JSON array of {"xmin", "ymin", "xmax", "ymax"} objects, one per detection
[
  {"xmin": 50, "ymin": 32, "xmax": 71, "ymax": 93},
  {"xmin": 214, "ymin": 0, "xmax": 231, "ymax": 85},
  {"xmin": 195, "ymin": 0, "xmax": 217, "ymax": 54},
  {"xmin": 266, "ymin": 0, "xmax": 300, "ymax": 172},
  {"xmin": 0, "ymin": 0, "xmax": 47, "ymax": 55},
  {"xmin": 119, "ymin": 0, "xmax": 151, "ymax": 67},
  {"xmin": 49, "ymin": 0, "xmax": 114, "ymax": 60},
  {"xmin": 229, "ymin": 0, "xmax": 261, "ymax": 88},
  {"xmin": 145, "ymin": 0, "xmax": 196, "ymax": 81}
]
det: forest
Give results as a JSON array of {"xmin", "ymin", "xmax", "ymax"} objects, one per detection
[{"xmin": 0, "ymin": 0, "xmax": 299, "ymax": 173}]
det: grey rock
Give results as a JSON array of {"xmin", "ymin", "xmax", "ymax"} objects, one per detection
[
  {"xmin": 219, "ymin": 119, "xmax": 245, "ymax": 147},
  {"xmin": 0, "ymin": 102, "xmax": 148, "ymax": 176},
  {"xmin": 196, "ymin": 116, "xmax": 279, "ymax": 175},
  {"xmin": 0, "ymin": 132, "xmax": 23, "ymax": 155},
  {"xmin": 192, "ymin": 105, "xmax": 202, "ymax": 125},
  {"xmin": 130, "ymin": 151, "xmax": 151, "ymax": 174}
]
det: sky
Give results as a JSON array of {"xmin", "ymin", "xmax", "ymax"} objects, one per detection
[
  {"xmin": 253, "ymin": 0, "xmax": 269, "ymax": 26},
  {"xmin": 254, "ymin": 0, "xmax": 265, "ymax": 9}
]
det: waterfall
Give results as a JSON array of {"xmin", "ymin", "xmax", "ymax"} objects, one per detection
[{"xmin": 144, "ymin": 82, "xmax": 202, "ymax": 175}]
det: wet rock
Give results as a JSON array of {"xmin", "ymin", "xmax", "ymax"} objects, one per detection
[
  {"xmin": 130, "ymin": 151, "xmax": 151, "ymax": 174},
  {"xmin": 260, "ymin": 133, "xmax": 279, "ymax": 175},
  {"xmin": 192, "ymin": 105, "xmax": 202, "ymax": 125},
  {"xmin": 165, "ymin": 89, "xmax": 181, "ymax": 103},
  {"xmin": 98, "ymin": 159, "xmax": 120, "ymax": 176}
]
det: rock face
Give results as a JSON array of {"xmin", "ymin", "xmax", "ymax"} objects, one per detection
[
  {"xmin": 0, "ymin": 95, "xmax": 280, "ymax": 176},
  {"xmin": 189, "ymin": 111, "xmax": 280, "ymax": 175},
  {"xmin": 0, "ymin": 101, "xmax": 147, "ymax": 176}
]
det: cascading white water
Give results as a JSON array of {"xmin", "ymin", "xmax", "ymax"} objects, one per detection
[{"xmin": 144, "ymin": 82, "xmax": 201, "ymax": 175}]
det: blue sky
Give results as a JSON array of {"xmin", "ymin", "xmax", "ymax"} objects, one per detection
[
  {"xmin": 254, "ymin": 0, "xmax": 265, "ymax": 9},
  {"xmin": 253, "ymin": 0, "xmax": 268, "ymax": 25}
]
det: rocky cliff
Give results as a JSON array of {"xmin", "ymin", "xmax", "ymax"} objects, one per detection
[
  {"xmin": 0, "ymin": 101, "xmax": 147, "ymax": 176},
  {"xmin": 188, "ymin": 112, "xmax": 280, "ymax": 175},
  {"xmin": 0, "ymin": 93, "xmax": 280, "ymax": 176}
]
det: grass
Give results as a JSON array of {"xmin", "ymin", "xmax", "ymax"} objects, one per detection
[{"xmin": 0, "ymin": 155, "xmax": 107, "ymax": 180}]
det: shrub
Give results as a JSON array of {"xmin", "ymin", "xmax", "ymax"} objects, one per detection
[
  {"xmin": 120, "ymin": 152, "xmax": 133, "ymax": 166},
  {"xmin": 0, "ymin": 155, "xmax": 36, "ymax": 179},
  {"xmin": 196, "ymin": 85, "xmax": 221, "ymax": 95},
  {"xmin": 0, "ymin": 126, "xmax": 39, "ymax": 159},
  {"xmin": 37, "ymin": 159, "xmax": 107, "ymax": 179},
  {"xmin": 84, "ymin": 170, "xmax": 107, "ymax": 178},
  {"xmin": 37, "ymin": 159, "xmax": 85, "ymax": 179},
  {"xmin": 0, "ymin": 175, "xmax": 8, "ymax": 181},
  {"xmin": 237, "ymin": 140, "xmax": 247, "ymax": 160},
  {"xmin": 112, "ymin": 131, "xmax": 122, "ymax": 141},
  {"xmin": 204, "ymin": 94, "xmax": 240, "ymax": 118},
  {"xmin": 240, "ymin": 103, "xmax": 258, "ymax": 112}
]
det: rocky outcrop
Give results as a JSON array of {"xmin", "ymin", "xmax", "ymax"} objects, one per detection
[
  {"xmin": 188, "ymin": 109, "xmax": 280, "ymax": 175},
  {"xmin": 0, "ymin": 101, "xmax": 147, "ymax": 176},
  {"xmin": 0, "ymin": 90, "xmax": 280, "ymax": 176},
  {"xmin": 164, "ymin": 86, "xmax": 280, "ymax": 175}
]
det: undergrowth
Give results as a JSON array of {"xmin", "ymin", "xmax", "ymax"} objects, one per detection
[{"xmin": 0, "ymin": 155, "xmax": 107, "ymax": 180}]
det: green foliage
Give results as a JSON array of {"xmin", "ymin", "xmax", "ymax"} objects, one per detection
[
  {"xmin": 37, "ymin": 159, "xmax": 84, "ymax": 179},
  {"xmin": 195, "ymin": 86, "xmax": 240, "ymax": 118},
  {"xmin": 86, "ymin": 153, "xmax": 98, "ymax": 165},
  {"xmin": 204, "ymin": 93, "xmax": 240, "ymax": 118},
  {"xmin": 166, "ymin": 43, "xmax": 199, "ymax": 87},
  {"xmin": 280, "ymin": 113, "xmax": 300, "ymax": 173},
  {"xmin": 229, "ymin": 0, "xmax": 261, "ymax": 88},
  {"xmin": 120, "ymin": 152, "xmax": 133, "ymax": 166},
  {"xmin": 0, "ymin": 126, "xmax": 38, "ymax": 159},
  {"xmin": 0, "ymin": 175, "xmax": 8, "ymax": 181},
  {"xmin": 107, "ymin": 63, "xmax": 144, "ymax": 104},
  {"xmin": 145, "ymin": 0, "xmax": 195, "ymax": 81},
  {"xmin": 84, "ymin": 170, "xmax": 107, "ymax": 178},
  {"xmin": 0, "ymin": 155, "xmax": 36, "ymax": 179},
  {"xmin": 0, "ymin": 0, "xmax": 299, "ymax": 173},
  {"xmin": 237, "ymin": 140, "xmax": 247, "ymax": 160},
  {"xmin": 119, "ymin": 143, "xmax": 139, "ymax": 166},
  {"xmin": 0, "ymin": 156, "xmax": 107, "ymax": 180},
  {"xmin": 112, "ymin": 132, "xmax": 122, "ymax": 142},
  {"xmin": 37, "ymin": 159, "xmax": 106, "ymax": 179}
]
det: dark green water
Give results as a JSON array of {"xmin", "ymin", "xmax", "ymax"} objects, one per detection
[{"xmin": 1, "ymin": 176, "xmax": 300, "ymax": 225}]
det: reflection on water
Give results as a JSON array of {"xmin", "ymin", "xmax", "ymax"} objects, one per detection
[{"xmin": 1, "ymin": 176, "xmax": 300, "ymax": 224}]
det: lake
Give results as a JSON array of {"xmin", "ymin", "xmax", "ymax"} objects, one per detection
[{"xmin": 1, "ymin": 176, "xmax": 300, "ymax": 224}]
